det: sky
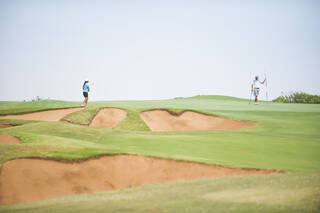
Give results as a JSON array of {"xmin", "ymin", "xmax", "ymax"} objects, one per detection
[{"xmin": 0, "ymin": 0, "xmax": 319, "ymax": 101}]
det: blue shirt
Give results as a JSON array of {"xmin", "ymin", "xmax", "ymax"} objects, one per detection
[{"xmin": 83, "ymin": 83, "xmax": 89, "ymax": 92}]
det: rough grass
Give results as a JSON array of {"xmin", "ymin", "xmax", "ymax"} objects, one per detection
[
  {"xmin": 62, "ymin": 106, "xmax": 100, "ymax": 125},
  {"xmin": 113, "ymin": 109, "xmax": 150, "ymax": 131}
]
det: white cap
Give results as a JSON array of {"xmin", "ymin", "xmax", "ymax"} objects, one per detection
[{"xmin": 85, "ymin": 79, "xmax": 89, "ymax": 82}]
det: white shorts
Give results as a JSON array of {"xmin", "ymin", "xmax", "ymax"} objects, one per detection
[{"xmin": 254, "ymin": 88, "xmax": 260, "ymax": 97}]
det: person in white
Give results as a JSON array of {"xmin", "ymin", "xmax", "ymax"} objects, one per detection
[{"xmin": 251, "ymin": 76, "xmax": 266, "ymax": 105}]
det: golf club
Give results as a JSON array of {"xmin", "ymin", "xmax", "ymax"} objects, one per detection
[{"xmin": 264, "ymin": 72, "xmax": 268, "ymax": 103}]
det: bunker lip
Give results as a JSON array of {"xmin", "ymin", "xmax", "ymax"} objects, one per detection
[
  {"xmin": 0, "ymin": 124, "xmax": 15, "ymax": 128},
  {"xmin": 0, "ymin": 154, "xmax": 283, "ymax": 206},
  {"xmin": 141, "ymin": 108, "xmax": 213, "ymax": 116},
  {"xmin": 0, "ymin": 107, "xmax": 82, "ymax": 116},
  {"xmin": 0, "ymin": 107, "xmax": 82, "ymax": 122},
  {"xmin": 140, "ymin": 109, "xmax": 255, "ymax": 132},
  {"xmin": 3, "ymin": 153, "xmax": 284, "ymax": 172},
  {"xmin": 89, "ymin": 107, "xmax": 126, "ymax": 128},
  {"xmin": 0, "ymin": 134, "xmax": 20, "ymax": 144}
]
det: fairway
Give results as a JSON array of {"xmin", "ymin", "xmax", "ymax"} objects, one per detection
[{"xmin": 0, "ymin": 96, "xmax": 320, "ymax": 213}]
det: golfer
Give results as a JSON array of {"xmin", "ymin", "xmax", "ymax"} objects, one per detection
[
  {"xmin": 82, "ymin": 79, "xmax": 90, "ymax": 107},
  {"xmin": 251, "ymin": 76, "xmax": 266, "ymax": 105}
]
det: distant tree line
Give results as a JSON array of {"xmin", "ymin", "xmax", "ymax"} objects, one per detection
[{"xmin": 273, "ymin": 92, "xmax": 320, "ymax": 104}]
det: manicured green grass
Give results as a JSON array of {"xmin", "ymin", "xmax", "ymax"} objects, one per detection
[
  {"xmin": 1, "ymin": 96, "xmax": 319, "ymax": 172},
  {"xmin": 0, "ymin": 95, "xmax": 319, "ymax": 212}
]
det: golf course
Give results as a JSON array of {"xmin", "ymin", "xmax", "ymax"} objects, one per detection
[{"xmin": 0, "ymin": 95, "xmax": 319, "ymax": 212}]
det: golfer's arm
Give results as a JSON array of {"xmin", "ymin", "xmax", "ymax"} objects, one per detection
[{"xmin": 88, "ymin": 86, "xmax": 90, "ymax": 92}]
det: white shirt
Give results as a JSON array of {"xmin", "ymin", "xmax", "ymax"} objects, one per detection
[{"xmin": 253, "ymin": 80, "xmax": 261, "ymax": 89}]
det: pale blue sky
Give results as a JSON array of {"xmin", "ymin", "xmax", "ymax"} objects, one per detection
[{"xmin": 1, "ymin": 0, "xmax": 319, "ymax": 101}]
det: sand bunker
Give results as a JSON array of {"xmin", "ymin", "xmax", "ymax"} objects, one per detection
[
  {"xmin": 89, "ymin": 108, "xmax": 126, "ymax": 128},
  {"xmin": 140, "ymin": 110, "xmax": 254, "ymax": 131},
  {"xmin": 0, "ymin": 124, "xmax": 14, "ymax": 129},
  {"xmin": 0, "ymin": 154, "xmax": 281, "ymax": 205},
  {"xmin": 0, "ymin": 108, "xmax": 82, "ymax": 122},
  {"xmin": 0, "ymin": 134, "xmax": 20, "ymax": 144}
]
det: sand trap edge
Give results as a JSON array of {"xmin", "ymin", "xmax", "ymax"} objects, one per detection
[
  {"xmin": 0, "ymin": 124, "xmax": 15, "ymax": 129},
  {"xmin": 0, "ymin": 154, "xmax": 284, "ymax": 205},
  {"xmin": 0, "ymin": 134, "xmax": 21, "ymax": 144},
  {"xmin": 0, "ymin": 153, "xmax": 284, "ymax": 173},
  {"xmin": 141, "ymin": 108, "xmax": 252, "ymax": 121},
  {"xmin": 88, "ymin": 107, "xmax": 127, "ymax": 128},
  {"xmin": 61, "ymin": 107, "xmax": 128, "ymax": 127},
  {"xmin": 0, "ymin": 107, "xmax": 82, "ymax": 116},
  {"xmin": 0, "ymin": 107, "xmax": 83, "ymax": 123},
  {"xmin": 140, "ymin": 108, "xmax": 255, "ymax": 131}
]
